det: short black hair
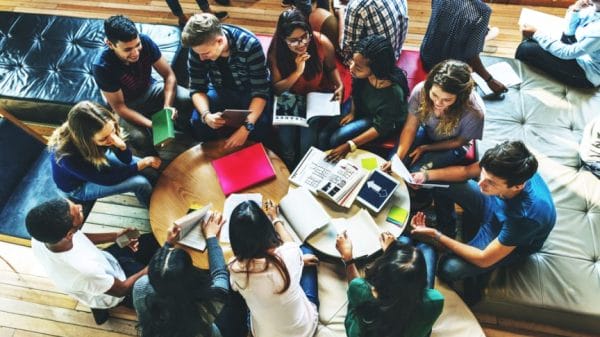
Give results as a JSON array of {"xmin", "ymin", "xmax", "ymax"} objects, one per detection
[
  {"xmin": 26, "ymin": 199, "xmax": 72, "ymax": 244},
  {"xmin": 480, "ymin": 140, "xmax": 538, "ymax": 187},
  {"xmin": 104, "ymin": 15, "xmax": 138, "ymax": 45}
]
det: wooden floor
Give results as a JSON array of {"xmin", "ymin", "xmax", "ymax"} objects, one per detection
[{"xmin": 0, "ymin": 1, "xmax": 594, "ymax": 337}]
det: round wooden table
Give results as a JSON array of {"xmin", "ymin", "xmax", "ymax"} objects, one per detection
[
  {"xmin": 302, "ymin": 149, "xmax": 411, "ymax": 258},
  {"xmin": 149, "ymin": 140, "xmax": 290, "ymax": 269}
]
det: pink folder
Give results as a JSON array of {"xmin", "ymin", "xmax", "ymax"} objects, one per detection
[{"xmin": 212, "ymin": 143, "xmax": 276, "ymax": 195}]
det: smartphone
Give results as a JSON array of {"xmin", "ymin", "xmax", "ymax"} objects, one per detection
[{"xmin": 116, "ymin": 229, "xmax": 141, "ymax": 248}]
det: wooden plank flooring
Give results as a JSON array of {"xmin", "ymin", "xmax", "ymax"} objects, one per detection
[{"xmin": 0, "ymin": 1, "xmax": 593, "ymax": 336}]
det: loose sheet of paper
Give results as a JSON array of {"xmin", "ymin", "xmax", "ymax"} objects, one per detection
[
  {"xmin": 472, "ymin": 62, "xmax": 522, "ymax": 95},
  {"xmin": 390, "ymin": 156, "xmax": 449, "ymax": 189}
]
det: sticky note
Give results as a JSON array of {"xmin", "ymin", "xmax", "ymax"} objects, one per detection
[
  {"xmin": 386, "ymin": 206, "xmax": 408, "ymax": 226},
  {"xmin": 361, "ymin": 157, "xmax": 378, "ymax": 170}
]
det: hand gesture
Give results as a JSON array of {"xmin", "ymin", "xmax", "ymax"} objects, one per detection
[
  {"xmin": 295, "ymin": 53, "xmax": 311, "ymax": 75},
  {"xmin": 335, "ymin": 230, "xmax": 353, "ymax": 261},
  {"xmin": 331, "ymin": 85, "xmax": 344, "ymax": 102},
  {"xmin": 302, "ymin": 254, "xmax": 320, "ymax": 266},
  {"xmin": 166, "ymin": 224, "xmax": 181, "ymax": 245},
  {"xmin": 325, "ymin": 143, "xmax": 350, "ymax": 162},
  {"xmin": 165, "ymin": 106, "xmax": 178, "ymax": 120},
  {"xmin": 339, "ymin": 112, "xmax": 355, "ymax": 126},
  {"xmin": 380, "ymin": 160, "xmax": 392, "ymax": 173},
  {"xmin": 520, "ymin": 24, "xmax": 537, "ymax": 39},
  {"xmin": 263, "ymin": 199, "xmax": 279, "ymax": 221},
  {"xmin": 410, "ymin": 212, "xmax": 438, "ymax": 238},
  {"xmin": 108, "ymin": 133, "xmax": 127, "ymax": 151},
  {"xmin": 379, "ymin": 231, "xmax": 396, "ymax": 252},
  {"xmin": 201, "ymin": 211, "xmax": 225, "ymax": 239},
  {"xmin": 224, "ymin": 126, "xmax": 250, "ymax": 149},
  {"xmin": 408, "ymin": 145, "xmax": 426, "ymax": 165},
  {"xmin": 137, "ymin": 156, "xmax": 162, "ymax": 171},
  {"xmin": 116, "ymin": 227, "xmax": 139, "ymax": 252},
  {"xmin": 205, "ymin": 112, "xmax": 226, "ymax": 129}
]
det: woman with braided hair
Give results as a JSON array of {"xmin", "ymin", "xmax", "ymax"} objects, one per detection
[{"xmin": 319, "ymin": 35, "xmax": 409, "ymax": 162}]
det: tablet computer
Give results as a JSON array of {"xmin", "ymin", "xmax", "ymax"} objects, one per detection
[
  {"xmin": 357, "ymin": 169, "xmax": 399, "ymax": 213},
  {"xmin": 222, "ymin": 109, "xmax": 250, "ymax": 127}
]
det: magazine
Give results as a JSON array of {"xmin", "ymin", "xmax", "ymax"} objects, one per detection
[
  {"xmin": 273, "ymin": 92, "xmax": 341, "ymax": 127},
  {"xmin": 279, "ymin": 188, "xmax": 382, "ymax": 258},
  {"xmin": 289, "ymin": 147, "xmax": 367, "ymax": 207},
  {"xmin": 173, "ymin": 203, "xmax": 213, "ymax": 251}
]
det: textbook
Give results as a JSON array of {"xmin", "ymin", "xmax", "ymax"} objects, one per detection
[
  {"xmin": 279, "ymin": 187, "xmax": 331, "ymax": 242},
  {"xmin": 290, "ymin": 147, "xmax": 367, "ymax": 208},
  {"xmin": 279, "ymin": 188, "xmax": 382, "ymax": 258},
  {"xmin": 357, "ymin": 169, "xmax": 400, "ymax": 213},
  {"xmin": 151, "ymin": 108, "xmax": 175, "ymax": 146},
  {"xmin": 273, "ymin": 92, "xmax": 341, "ymax": 127},
  {"xmin": 174, "ymin": 203, "xmax": 213, "ymax": 251},
  {"xmin": 390, "ymin": 156, "xmax": 449, "ymax": 189},
  {"xmin": 212, "ymin": 143, "xmax": 276, "ymax": 196}
]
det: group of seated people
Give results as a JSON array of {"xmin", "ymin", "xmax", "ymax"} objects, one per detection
[{"xmin": 21, "ymin": 0, "xmax": 600, "ymax": 336}]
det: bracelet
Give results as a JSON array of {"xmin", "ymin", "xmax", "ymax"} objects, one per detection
[
  {"xmin": 342, "ymin": 258, "xmax": 356, "ymax": 266},
  {"xmin": 485, "ymin": 75, "xmax": 493, "ymax": 83},
  {"xmin": 347, "ymin": 140, "xmax": 357, "ymax": 152},
  {"xmin": 272, "ymin": 218, "xmax": 284, "ymax": 226},
  {"xmin": 434, "ymin": 230, "xmax": 442, "ymax": 242},
  {"xmin": 200, "ymin": 110, "xmax": 210, "ymax": 124}
]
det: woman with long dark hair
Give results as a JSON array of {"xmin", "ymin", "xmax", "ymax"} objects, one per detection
[
  {"xmin": 391, "ymin": 59, "xmax": 485, "ymax": 173},
  {"xmin": 133, "ymin": 212, "xmax": 247, "ymax": 337},
  {"xmin": 268, "ymin": 8, "xmax": 343, "ymax": 168},
  {"xmin": 48, "ymin": 101, "xmax": 160, "ymax": 207},
  {"xmin": 228, "ymin": 200, "xmax": 319, "ymax": 337},
  {"xmin": 319, "ymin": 35, "xmax": 409, "ymax": 162},
  {"xmin": 336, "ymin": 232, "xmax": 444, "ymax": 337}
]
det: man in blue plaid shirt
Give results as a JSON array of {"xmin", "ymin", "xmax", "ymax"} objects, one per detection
[
  {"xmin": 340, "ymin": 0, "xmax": 409, "ymax": 64},
  {"xmin": 182, "ymin": 13, "xmax": 271, "ymax": 148}
]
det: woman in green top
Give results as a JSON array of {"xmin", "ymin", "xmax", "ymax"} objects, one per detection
[
  {"xmin": 319, "ymin": 35, "xmax": 409, "ymax": 162},
  {"xmin": 336, "ymin": 231, "xmax": 444, "ymax": 337}
]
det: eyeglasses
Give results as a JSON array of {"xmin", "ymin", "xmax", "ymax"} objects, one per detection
[{"xmin": 285, "ymin": 33, "xmax": 311, "ymax": 48}]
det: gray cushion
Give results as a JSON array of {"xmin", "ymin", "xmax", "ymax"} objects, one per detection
[{"xmin": 475, "ymin": 56, "xmax": 600, "ymax": 333}]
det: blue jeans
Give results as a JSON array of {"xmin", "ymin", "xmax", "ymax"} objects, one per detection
[
  {"xmin": 68, "ymin": 153, "xmax": 153, "ymax": 207},
  {"xmin": 317, "ymin": 99, "xmax": 375, "ymax": 149},
  {"xmin": 405, "ymin": 126, "xmax": 467, "ymax": 172},
  {"xmin": 105, "ymin": 233, "xmax": 160, "ymax": 307},
  {"xmin": 397, "ymin": 236, "xmax": 437, "ymax": 289},
  {"xmin": 300, "ymin": 245, "xmax": 319, "ymax": 308},
  {"xmin": 433, "ymin": 180, "xmax": 527, "ymax": 283},
  {"xmin": 277, "ymin": 119, "xmax": 321, "ymax": 169},
  {"xmin": 190, "ymin": 86, "xmax": 272, "ymax": 146}
]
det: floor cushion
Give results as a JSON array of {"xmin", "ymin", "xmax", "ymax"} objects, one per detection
[
  {"xmin": 0, "ymin": 12, "xmax": 182, "ymax": 125},
  {"xmin": 475, "ymin": 56, "xmax": 600, "ymax": 334}
]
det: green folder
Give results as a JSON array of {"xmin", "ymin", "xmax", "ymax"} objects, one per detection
[{"xmin": 152, "ymin": 108, "xmax": 175, "ymax": 146}]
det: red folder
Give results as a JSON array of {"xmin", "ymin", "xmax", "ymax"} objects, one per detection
[{"xmin": 212, "ymin": 143, "xmax": 276, "ymax": 195}]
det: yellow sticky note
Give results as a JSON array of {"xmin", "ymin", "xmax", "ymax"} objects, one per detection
[
  {"xmin": 386, "ymin": 206, "xmax": 408, "ymax": 226},
  {"xmin": 361, "ymin": 157, "xmax": 378, "ymax": 170}
]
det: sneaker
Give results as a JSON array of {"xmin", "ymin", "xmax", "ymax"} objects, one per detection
[
  {"xmin": 485, "ymin": 26, "xmax": 500, "ymax": 42},
  {"xmin": 210, "ymin": 11, "xmax": 228, "ymax": 20},
  {"xmin": 215, "ymin": 0, "xmax": 231, "ymax": 5}
]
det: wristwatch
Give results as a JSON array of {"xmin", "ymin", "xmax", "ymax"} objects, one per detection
[{"xmin": 243, "ymin": 121, "xmax": 255, "ymax": 132}]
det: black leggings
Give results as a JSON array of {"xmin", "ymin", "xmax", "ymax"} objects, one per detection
[{"xmin": 515, "ymin": 39, "xmax": 595, "ymax": 89}]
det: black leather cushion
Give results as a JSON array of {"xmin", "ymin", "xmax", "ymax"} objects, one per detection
[
  {"xmin": 0, "ymin": 118, "xmax": 93, "ymax": 239},
  {"xmin": 0, "ymin": 12, "xmax": 182, "ymax": 124}
]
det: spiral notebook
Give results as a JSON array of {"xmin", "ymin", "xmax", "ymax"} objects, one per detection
[{"xmin": 212, "ymin": 143, "xmax": 276, "ymax": 195}]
